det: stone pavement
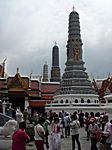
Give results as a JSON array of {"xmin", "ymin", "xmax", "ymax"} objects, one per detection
[{"xmin": 26, "ymin": 127, "xmax": 91, "ymax": 150}]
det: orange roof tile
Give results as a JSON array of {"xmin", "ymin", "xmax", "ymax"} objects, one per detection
[
  {"xmin": 30, "ymin": 81, "xmax": 39, "ymax": 90},
  {"xmin": 41, "ymin": 83, "xmax": 59, "ymax": 93}
]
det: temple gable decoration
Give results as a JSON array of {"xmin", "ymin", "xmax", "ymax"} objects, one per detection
[{"xmin": 8, "ymin": 68, "xmax": 28, "ymax": 90}]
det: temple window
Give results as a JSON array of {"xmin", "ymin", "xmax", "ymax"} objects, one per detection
[
  {"xmin": 75, "ymin": 99, "xmax": 78, "ymax": 103},
  {"xmin": 87, "ymin": 99, "xmax": 91, "ymax": 103},
  {"xmin": 66, "ymin": 99, "xmax": 68, "ymax": 103},
  {"xmin": 81, "ymin": 98, "xmax": 84, "ymax": 103},
  {"xmin": 108, "ymin": 100, "xmax": 112, "ymax": 103},
  {"xmin": 60, "ymin": 99, "xmax": 63, "ymax": 103}
]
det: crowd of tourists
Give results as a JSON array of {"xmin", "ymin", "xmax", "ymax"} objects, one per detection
[{"xmin": 11, "ymin": 108, "xmax": 112, "ymax": 150}]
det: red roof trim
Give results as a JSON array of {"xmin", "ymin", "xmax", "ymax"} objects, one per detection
[{"xmin": 29, "ymin": 100, "xmax": 52, "ymax": 107}]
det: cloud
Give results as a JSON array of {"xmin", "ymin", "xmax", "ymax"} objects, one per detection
[{"xmin": 0, "ymin": 0, "xmax": 112, "ymax": 79}]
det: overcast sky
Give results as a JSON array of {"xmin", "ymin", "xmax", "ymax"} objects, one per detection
[{"xmin": 0, "ymin": 0, "xmax": 112, "ymax": 79}]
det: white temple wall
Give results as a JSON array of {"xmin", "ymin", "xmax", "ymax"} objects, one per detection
[{"xmin": 54, "ymin": 94, "xmax": 99, "ymax": 104}]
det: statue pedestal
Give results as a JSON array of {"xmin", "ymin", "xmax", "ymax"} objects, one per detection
[{"xmin": 0, "ymin": 136, "xmax": 12, "ymax": 150}]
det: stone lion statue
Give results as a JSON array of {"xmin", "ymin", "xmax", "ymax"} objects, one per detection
[{"xmin": 0, "ymin": 119, "xmax": 17, "ymax": 137}]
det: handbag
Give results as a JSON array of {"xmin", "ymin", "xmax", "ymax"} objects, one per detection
[{"xmin": 100, "ymin": 135, "xmax": 109, "ymax": 144}]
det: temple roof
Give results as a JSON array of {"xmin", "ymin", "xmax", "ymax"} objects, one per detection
[
  {"xmin": 41, "ymin": 83, "xmax": 59, "ymax": 93},
  {"xmin": 7, "ymin": 71, "xmax": 28, "ymax": 90},
  {"xmin": 30, "ymin": 80, "xmax": 39, "ymax": 90}
]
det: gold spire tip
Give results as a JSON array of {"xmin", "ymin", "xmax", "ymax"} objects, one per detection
[
  {"xmin": 73, "ymin": 5, "xmax": 75, "ymax": 11},
  {"xmin": 55, "ymin": 41, "xmax": 57, "ymax": 46},
  {"xmin": 17, "ymin": 67, "xmax": 19, "ymax": 73}
]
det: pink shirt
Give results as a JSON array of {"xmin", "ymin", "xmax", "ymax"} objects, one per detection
[{"xmin": 12, "ymin": 129, "xmax": 30, "ymax": 150}]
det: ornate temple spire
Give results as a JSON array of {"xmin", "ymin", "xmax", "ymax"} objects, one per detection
[
  {"xmin": 42, "ymin": 62, "xmax": 48, "ymax": 82},
  {"xmin": 66, "ymin": 7, "xmax": 83, "ymax": 64},
  {"xmin": 55, "ymin": 8, "xmax": 97, "ymax": 97},
  {"xmin": 50, "ymin": 43, "xmax": 61, "ymax": 82},
  {"xmin": 52, "ymin": 43, "xmax": 59, "ymax": 67}
]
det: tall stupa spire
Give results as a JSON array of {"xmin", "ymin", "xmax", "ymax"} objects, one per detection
[
  {"xmin": 67, "ymin": 7, "xmax": 82, "ymax": 64},
  {"xmin": 50, "ymin": 42, "xmax": 61, "ymax": 82},
  {"xmin": 54, "ymin": 8, "xmax": 98, "ymax": 103},
  {"xmin": 42, "ymin": 62, "xmax": 48, "ymax": 82}
]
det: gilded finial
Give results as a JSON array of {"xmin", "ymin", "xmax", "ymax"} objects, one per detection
[
  {"xmin": 73, "ymin": 5, "xmax": 75, "ymax": 11},
  {"xmin": 29, "ymin": 70, "xmax": 32, "ymax": 79},
  {"xmin": 55, "ymin": 41, "xmax": 57, "ymax": 46},
  {"xmin": 17, "ymin": 67, "xmax": 19, "ymax": 73}
]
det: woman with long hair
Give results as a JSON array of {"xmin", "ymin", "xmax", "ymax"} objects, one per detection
[{"xmin": 50, "ymin": 115, "xmax": 61, "ymax": 150}]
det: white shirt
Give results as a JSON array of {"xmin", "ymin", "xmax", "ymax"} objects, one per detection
[
  {"xmin": 103, "ymin": 122, "xmax": 112, "ymax": 144},
  {"xmin": 103, "ymin": 122, "xmax": 112, "ymax": 136},
  {"xmin": 64, "ymin": 116, "xmax": 71, "ymax": 127},
  {"xmin": 71, "ymin": 120, "xmax": 80, "ymax": 135},
  {"xmin": 34, "ymin": 124, "xmax": 45, "ymax": 140}
]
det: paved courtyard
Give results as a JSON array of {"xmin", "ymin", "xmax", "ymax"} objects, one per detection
[{"xmin": 26, "ymin": 127, "xmax": 91, "ymax": 150}]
